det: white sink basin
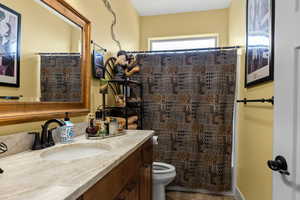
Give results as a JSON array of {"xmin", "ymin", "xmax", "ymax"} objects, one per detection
[{"xmin": 40, "ymin": 143, "xmax": 111, "ymax": 161}]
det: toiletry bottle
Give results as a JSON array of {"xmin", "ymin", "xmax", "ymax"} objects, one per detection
[
  {"xmin": 105, "ymin": 117, "xmax": 110, "ymax": 136},
  {"xmin": 95, "ymin": 109, "xmax": 104, "ymax": 136},
  {"xmin": 109, "ymin": 118, "xmax": 118, "ymax": 135},
  {"xmin": 99, "ymin": 110, "xmax": 108, "ymax": 137},
  {"xmin": 61, "ymin": 112, "xmax": 74, "ymax": 143},
  {"xmin": 86, "ymin": 117, "xmax": 98, "ymax": 137}
]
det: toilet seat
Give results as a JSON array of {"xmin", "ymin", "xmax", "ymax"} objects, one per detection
[{"xmin": 153, "ymin": 162, "xmax": 175, "ymax": 174}]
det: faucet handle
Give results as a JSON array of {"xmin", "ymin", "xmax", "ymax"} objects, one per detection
[
  {"xmin": 0, "ymin": 142, "xmax": 7, "ymax": 154},
  {"xmin": 0, "ymin": 142, "xmax": 7, "ymax": 174},
  {"xmin": 29, "ymin": 132, "xmax": 42, "ymax": 150}
]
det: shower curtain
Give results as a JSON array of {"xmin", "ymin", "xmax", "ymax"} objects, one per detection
[
  {"xmin": 40, "ymin": 54, "xmax": 81, "ymax": 102},
  {"xmin": 133, "ymin": 49, "xmax": 237, "ymax": 192}
]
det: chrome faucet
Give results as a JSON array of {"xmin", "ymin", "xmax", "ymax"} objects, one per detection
[{"xmin": 41, "ymin": 119, "xmax": 65, "ymax": 148}]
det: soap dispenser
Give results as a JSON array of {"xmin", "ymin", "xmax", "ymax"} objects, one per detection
[{"xmin": 61, "ymin": 112, "xmax": 74, "ymax": 143}]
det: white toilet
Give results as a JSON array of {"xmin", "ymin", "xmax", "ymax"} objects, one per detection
[{"xmin": 152, "ymin": 162, "xmax": 176, "ymax": 200}]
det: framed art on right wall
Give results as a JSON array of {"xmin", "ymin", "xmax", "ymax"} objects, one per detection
[{"xmin": 245, "ymin": 0, "xmax": 275, "ymax": 87}]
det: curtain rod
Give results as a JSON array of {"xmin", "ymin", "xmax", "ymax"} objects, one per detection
[
  {"xmin": 126, "ymin": 46, "xmax": 241, "ymax": 54},
  {"xmin": 37, "ymin": 53, "xmax": 81, "ymax": 56}
]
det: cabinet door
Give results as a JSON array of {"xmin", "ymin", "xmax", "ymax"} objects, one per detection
[
  {"xmin": 140, "ymin": 139, "xmax": 153, "ymax": 200},
  {"xmin": 115, "ymin": 177, "xmax": 139, "ymax": 200},
  {"xmin": 140, "ymin": 165, "xmax": 152, "ymax": 200},
  {"xmin": 82, "ymin": 149, "xmax": 142, "ymax": 200}
]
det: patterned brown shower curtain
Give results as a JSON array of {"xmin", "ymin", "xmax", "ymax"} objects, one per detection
[
  {"xmin": 40, "ymin": 54, "xmax": 81, "ymax": 102},
  {"xmin": 133, "ymin": 49, "xmax": 237, "ymax": 192}
]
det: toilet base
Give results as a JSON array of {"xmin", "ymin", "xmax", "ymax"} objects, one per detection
[{"xmin": 153, "ymin": 184, "xmax": 166, "ymax": 200}]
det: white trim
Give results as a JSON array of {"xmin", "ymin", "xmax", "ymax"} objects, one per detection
[
  {"xmin": 148, "ymin": 34, "xmax": 220, "ymax": 51},
  {"xmin": 232, "ymin": 48, "xmax": 244, "ymax": 194},
  {"xmin": 273, "ymin": 1, "xmax": 300, "ymax": 199},
  {"xmin": 235, "ymin": 187, "xmax": 246, "ymax": 200}
]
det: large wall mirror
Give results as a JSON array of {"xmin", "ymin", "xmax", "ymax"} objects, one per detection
[{"xmin": 0, "ymin": 0, "xmax": 91, "ymax": 125}]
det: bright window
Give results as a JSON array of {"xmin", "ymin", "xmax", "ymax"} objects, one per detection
[{"xmin": 150, "ymin": 36, "xmax": 218, "ymax": 51}]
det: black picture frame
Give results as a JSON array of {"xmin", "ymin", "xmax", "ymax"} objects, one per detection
[
  {"xmin": 0, "ymin": 4, "xmax": 21, "ymax": 88},
  {"xmin": 92, "ymin": 49, "xmax": 105, "ymax": 79},
  {"xmin": 245, "ymin": 0, "xmax": 275, "ymax": 88}
]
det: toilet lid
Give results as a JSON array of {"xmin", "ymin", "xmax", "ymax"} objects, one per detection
[{"xmin": 153, "ymin": 162, "xmax": 175, "ymax": 174}]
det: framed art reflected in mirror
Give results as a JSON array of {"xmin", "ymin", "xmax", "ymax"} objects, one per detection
[
  {"xmin": 245, "ymin": 0, "xmax": 275, "ymax": 88},
  {"xmin": 0, "ymin": 4, "xmax": 21, "ymax": 87}
]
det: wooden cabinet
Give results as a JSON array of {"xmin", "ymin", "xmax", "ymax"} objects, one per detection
[
  {"xmin": 115, "ymin": 174, "xmax": 140, "ymax": 200},
  {"xmin": 79, "ymin": 139, "xmax": 153, "ymax": 200},
  {"xmin": 139, "ymin": 139, "xmax": 153, "ymax": 200}
]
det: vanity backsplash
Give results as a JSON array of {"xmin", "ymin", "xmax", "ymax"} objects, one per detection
[{"xmin": 0, "ymin": 122, "xmax": 87, "ymax": 158}]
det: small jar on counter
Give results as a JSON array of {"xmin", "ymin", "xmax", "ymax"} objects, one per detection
[{"xmin": 109, "ymin": 118, "xmax": 119, "ymax": 135}]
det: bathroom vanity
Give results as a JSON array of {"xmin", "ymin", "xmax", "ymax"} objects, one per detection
[
  {"xmin": 78, "ymin": 134, "xmax": 153, "ymax": 200},
  {"xmin": 0, "ymin": 130, "xmax": 153, "ymax": 200}
]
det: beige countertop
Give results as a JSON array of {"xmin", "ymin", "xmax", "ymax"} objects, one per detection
[{"xmin": 0, "ymin": 130, "xmax": 154, "ymax": 200}]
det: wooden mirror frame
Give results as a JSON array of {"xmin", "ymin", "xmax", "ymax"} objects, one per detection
[{"xmin": 0, "ymin": 0, "xmax": 91, "ymax": 126}]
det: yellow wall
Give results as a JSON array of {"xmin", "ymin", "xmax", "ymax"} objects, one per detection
[
  {"xmin": 0, "ymin": 0, "xmax": 140, "ymax": 136},
  {"xmin": 0, "ymin": 4, "xmax": 275, "ymax": 200},
  {"xmin": 229, "ymin": 0, "xmax": 273, "ymax": 200},
  {"xmin": 0, "ymin": 0, "xmax": 80, "ymax": 101},
  {"xmin": 139, "ymin": 9, "xmax": 229, "ymax": 50}
]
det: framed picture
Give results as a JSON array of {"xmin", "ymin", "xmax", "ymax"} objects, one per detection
[
  {"xmin": 245, "ymin": 0, "xmax": 275, "ymax": 87},
  {"xmin": 0, "ymin": 4, "xmax": 21, "ymax": 87},
  {"xmin": 92, "ymin": 49, "xmax": 105, "ymax": 79}
]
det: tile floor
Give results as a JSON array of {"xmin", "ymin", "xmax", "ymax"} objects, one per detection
[{"xmin": 167, "ymin": 191, "xmax": 235, "ymax": 200}]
